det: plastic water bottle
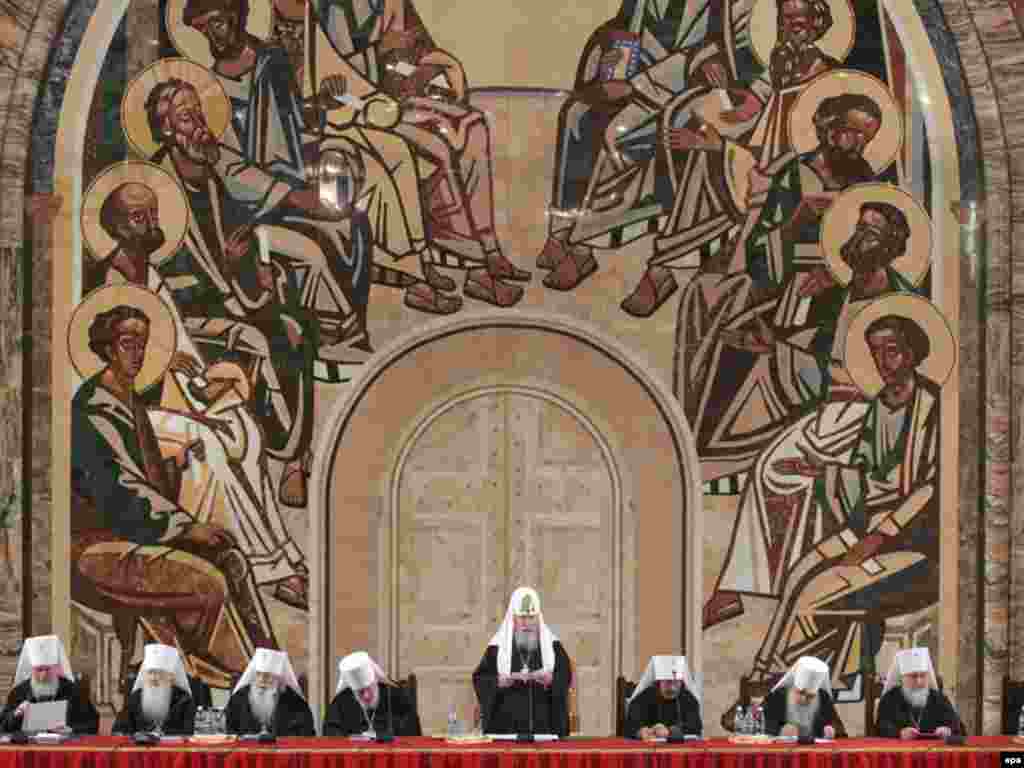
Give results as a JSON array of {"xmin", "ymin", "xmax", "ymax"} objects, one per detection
[
  {"xmin": 447, "ymin": 706, "xmax": 458, "ymax": 737},
  {"xmin": 752, "ymin": 705, "xmax": 764, "ymax": 735},
  {"xmin": 195, "ymin": 707, "xmax": 206, "ymax": 735},
  {"xmin": 734, "ymin": 706, "xmax": 746, "ymax": 734},
  {"xmin": 1018, "ymin": 705, "xmax": 1024, "ymax": 736}
]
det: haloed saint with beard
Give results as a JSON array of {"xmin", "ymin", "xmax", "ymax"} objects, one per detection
[{"xmin": 839, "ymin": 202, "xmax": 911, "ymax": 296}]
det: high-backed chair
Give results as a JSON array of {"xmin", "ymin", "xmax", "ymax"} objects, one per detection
[
  {"xmin": 615, "ymin": 677, "xmax": 637, "ymax": 737},
  {"xmin": 393, "ymin": 673, "xmax": 418, "ymax": 716},
  {"xmin": 1005, "ymin": 676, "xmax": 1024, "ymax": 735},
  {"xmin": 568, "ymin": 659, "xmax": 579, "ymax": 733}
]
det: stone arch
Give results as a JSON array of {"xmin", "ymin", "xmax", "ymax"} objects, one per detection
[{"xmin": 310, "ymin": 313, "xmax": 704, "ymax": 723}]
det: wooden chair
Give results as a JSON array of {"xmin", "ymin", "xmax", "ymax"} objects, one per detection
[
  {"xmin": 1004, "ymin": 676, "xmax": 1024, "ymax": 735},
  {"xmin": 568, "ymin": 659, "xmax": 579, "ymax": 733},
  {"xmin": 393, "ymin": 673, "xmax": 418, "ymax": 715},
  {"xmin": 863, "ymin": 675, "xmax": 885, "ymax": 736},
  {"xmin": 615, "ymin": 677, "xmax": 637, "ymax": 737}
]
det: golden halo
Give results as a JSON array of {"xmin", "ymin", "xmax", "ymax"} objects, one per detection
[
  {"xmin": 749, "ymin": 0, "xmax": 856, "ymax": 70},
  {"xmin": 166, "ymin": 0, "xmax": 273, "ymax": 69},
  {"xmin": 80, "ymin": 161, "xmax": 190, "ymax": 265},
  {"xmin": 68, "ymin": 284, "xmax": 177, "ymax": 394},
  {"xmin": 788, "ymin": 70, "xmax": 903, "ymax": 173},
  {"xmin": 820, "ymin": 183, "xmax": 931, "ymax": 287},
  {"xmin": 122, "ymin": 58, "xmax": 231, "ymax": 158},
  {"xmin": 843, "ymin": 294, "xmax": 955, "ymax": 398}
]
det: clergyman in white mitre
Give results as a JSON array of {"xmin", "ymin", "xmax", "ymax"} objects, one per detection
[
  {"xmin": 876, "ymin": 648, "xmax": 961, "ymax": 739},
  {"xmin": 472, "ymin": 587, "xmax": 573, "ymax": 736},
  {"xmin": 625, "ymin": 656, "xmax": 702, "ymax": 739},
  {"xmin": 226, "ymin": 648, "xmax": 315, "ymax": 736},
  {"xmin": 113, "ymin": 644, "xmax": 196, "ymax": 735},
  {"xmin": 0, "ymin": 635, "xmax": 98, "ymax": 734},
  {"xmin": 323, "ymin": 652, "xmax": 421, "ymax": 737},
  {"xmin": 762, "ymin": 656, "xmax": 840, "ymax": 739}
]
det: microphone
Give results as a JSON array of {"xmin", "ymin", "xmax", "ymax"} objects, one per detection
[
  {"xmin": 375, "ymin": 683, "xmax": 394, "ymax": 743},
  {"xmin": 667, "ymin": 669, "xmax": 687, "ymax": 743}
]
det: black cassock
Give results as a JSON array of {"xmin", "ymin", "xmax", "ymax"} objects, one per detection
[
  {"xmin": 761, "ymin": 686, "xmax": 842, "ymax": 739},
  {"xmin": 225, "ymin": 685, "xmax": 316, "ymax": 736},
  {"xmin": 0, "ymin": 677, "xmax": 99, "ymax": 734},
  {"xmin": 875, "ymin": 688, "xmax": 962, "ymax": 737},
  {"xmin": 623, "ymin": 685, "xmax": 702, "ymax": 738},
  {"xmin": 112, "ymin": 687, "xmax": 196, "ymax": 735},
  {"xmin": 322, "ymin": 683, "xmax": 421, "ymax": 737},
  {"xmin": 472, "ymin": 642, "xmax": 571, "ymax": 736}
]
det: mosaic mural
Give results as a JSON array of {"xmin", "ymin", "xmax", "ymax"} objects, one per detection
[{"xmin": 58, "ymin": 0, "xmax": 960, "ymax": 732}]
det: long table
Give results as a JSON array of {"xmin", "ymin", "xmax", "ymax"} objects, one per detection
[{"xmin": 0, "ymin": 737, "xmax": 1017, "ymax": 768}]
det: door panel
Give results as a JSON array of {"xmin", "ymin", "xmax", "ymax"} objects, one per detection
[{"xmin": 397, "ymin": 393, "xmax": 615, "ymax": 735}]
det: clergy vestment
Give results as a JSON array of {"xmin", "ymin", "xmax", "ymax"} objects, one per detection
[
  {"xmin": 0, "ymin": 678, "xmax": 99, "ymax": 734},
  {"xmin": 760, "ymin": 686, "xmax": 841, "ymax": 738},
  {"xmin": 875, "ymin": 688, "xmax": 961, "ymax": 737},
  {"xmin": 624, "ymin": 686, "xmax": 702, "ymax": 738},
  {"xmin": 112, "ymin": 686, "xmax": 196, "ymax": 735},
  {"xmin": 226, "ymin": 684, "xmax": 316, "ymax": 736},
  {"xmin": 472, "ymin": 642, "xmax": 572, "ymax": 736},
  {"xmin": 322, "ymin": 683, "xmax": 421, "ymax": 736}
]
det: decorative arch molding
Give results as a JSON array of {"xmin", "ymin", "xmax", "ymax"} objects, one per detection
[{"xmin": 310, "ymin": 312, "xmax": 704, "ymax": 723}]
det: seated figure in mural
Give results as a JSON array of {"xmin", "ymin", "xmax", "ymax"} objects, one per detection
[
  {"xmin": 761, "ymin": 657, "xmax": 842, "ymax": 738},
  {"xmin": 704, "ymin": 191, "xmax": 927, "ymax": 624},
  {"xmin": 323, "ymin": 652, "xmax": 422, "ymax": 737},
  {"xmin": 175, "ymin": 0, "xmax": 462, "ymax": 317},
  {"xmin": 713, "ymin": 301, "xmax": 948, "ymax": 703},
  {"xmin": 113, "ymin": 645, "xmax": 197, "ymax": 735},
  {"xmin": 88, "ymin": 171, "xmax": 310, "ymax": 606},
  {"xmin": 680, "ymin": 185, "xmax": 914, "ymax": 491},
  {"xmin": 226, "ymin": 648, "xmax": 316, "ymax": 736},
  {"xmin": 615, "ymin": 0, "xmax": 855, "ymax": 316},
  {"xmin": 624, "ymin": 655, "xmax": 702, "ymax": 739},
  {"xmin": 135, "ymin": 71, "xmax": 351, "ymax": 506},
  {"xmin": 0, "ymin": 635, "xmax": 99, "ymax": 734},
  {"xmin": 537, "ymin": 0, "xmax": 755, "ymax": 303},
  {"xmin": 876, "ymin": 648, "xmax": 962, "ymax": 738},
  {"xmin": 473, "ymin": 587, "xmax": 572, "ymax": 736},
  {"xmin": 309, "ymin": 0, "xmax": 532, "ymax": 307},
  {"xmin": 70, "ymin": 295, "xmax": 278, "ymax": 681}
]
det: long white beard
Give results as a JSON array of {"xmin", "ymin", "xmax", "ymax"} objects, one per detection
[
  {"xmin": 249, "ymin": 686, "xmax": 279, "ymax": 728},
  {"xmin": 30, "ymin": 678, "xmax": 60, "ymax": 701},
  {"xmin": 902, "ymin": 686, "xmax": 930, "ymax": 710},
  {"xmin": 785, "ymin": 694, "xmax": 820, "ymax": 734},
  {"xmin": 514, "ymin": 630, "xmax": 539, "ymax": 653},
  {"xmin": 141, "ymin": 684, "xmax": 173, "ymax": 729}
]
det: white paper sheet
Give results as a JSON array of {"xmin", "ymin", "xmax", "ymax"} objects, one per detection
[
  {"xmin": 23, "ymin": 700, "xmax": 67, "ymax": 732},
  {"xmin": 485, "ymin": 734, "xmax": 559, "ymax": 741}
]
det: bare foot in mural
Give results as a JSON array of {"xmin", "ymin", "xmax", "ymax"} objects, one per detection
[
  {"xmin": 273, "ymin": 574, "xmax": 309, "ymax": 611},
  {"xmin": 620, "ymin": 266, "xmax": 679, "ymax": 317},
  {"xmin": 703, "ymin": 589, "xmax": 744, "ymax": 628},
  {"xmin": 280, "ymin": 453, "xmax": 311, "ymax": 507}
]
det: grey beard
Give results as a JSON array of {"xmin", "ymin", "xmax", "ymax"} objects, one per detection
[
  {"xmin": 785, "ymin": 695, "xmax": 820, "ymax": 734},
  {"xmin": 248, "ymin": 686, "xmax": 279, "ymax": 728},
  {"xmin": 514, "ymin": 631, "xmax": 539, "ymax": 653},
  {"xmin": 30, "ymin": 678, "xmax": 60, "ymax": 701},
  {"xmin": 902, "ymin": 686, "xmax": 930, "ymax": 710},
  {"xmin": 141, "ymin": 684, "xmax": 173, "ymax": 729}
]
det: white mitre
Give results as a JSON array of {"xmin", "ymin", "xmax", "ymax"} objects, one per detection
[
  {"xmin": 884, "ymin": 647, "xmax": 938, "ymax": 694},
  {"xmin": 771, "ymin": 656, "xmax": 832, "ymax": 695},
  {"xmin": 234, "ymin": 648, "xmax": 304, "ymax": 698},
  {"xmin": 13, "ymin": 635, "xmax": 74, "ymax": 688},
  {"xmin": 336, "ymin": 651, "xmax": 387, "ymax": 695},
  {"xmin": 489, "ymin": 586, "xmax": 559, "ymax": 676},
  {"xmin": 131, "ymin": 644, "xmax": 192, "ymax": 695},
  {"xmin": 627, "ymin": 655, "xmax": 699, "ymax": 711}
]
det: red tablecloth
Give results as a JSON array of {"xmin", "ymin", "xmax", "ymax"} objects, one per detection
[{"xmin": 0, "ymin": 737, "xmax": 1016, "ymax": 768}]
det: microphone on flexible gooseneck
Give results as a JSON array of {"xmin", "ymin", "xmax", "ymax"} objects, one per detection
[{"xmin": 517, "ymin": 659, "xmax": 536, "ymax": 742}]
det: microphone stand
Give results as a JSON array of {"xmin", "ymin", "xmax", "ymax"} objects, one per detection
[
  {"xmin": 517, "ymin": 664, "xmax": 535, "ymax": 742},
  {"xmin": 667, "ymin": 671, "xmax": 687, "ymax": 743}
]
